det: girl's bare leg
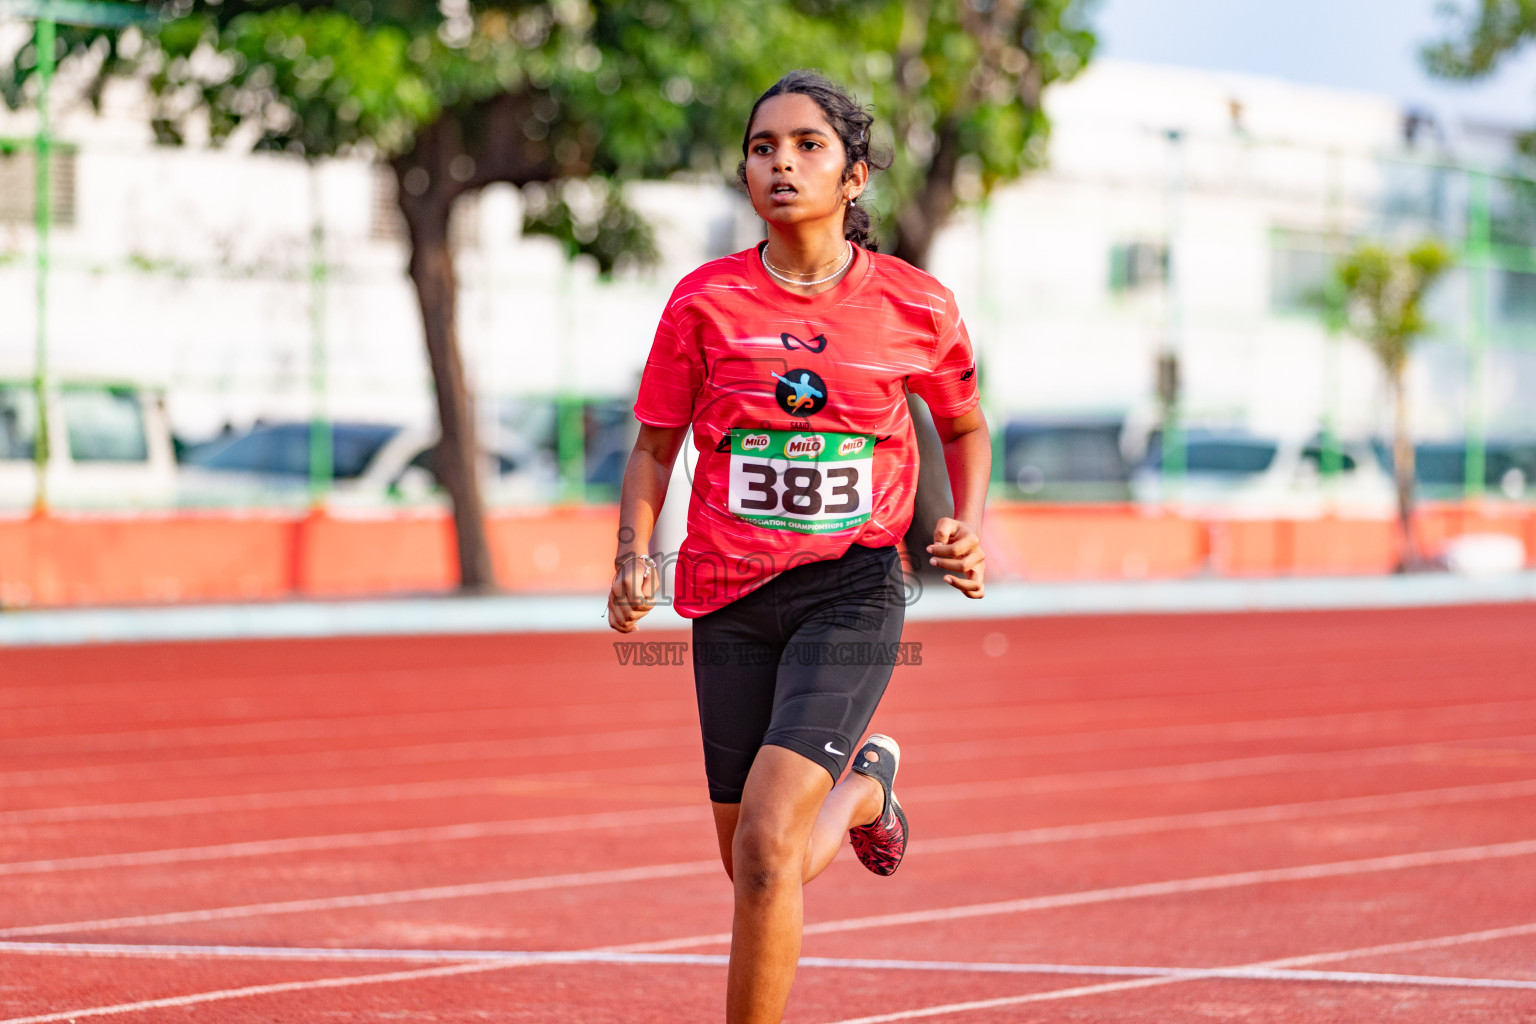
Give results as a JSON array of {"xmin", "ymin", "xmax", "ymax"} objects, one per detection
[{"xmin": 709, "ymin": 745, "xmax": 884, "ymax": 1024}]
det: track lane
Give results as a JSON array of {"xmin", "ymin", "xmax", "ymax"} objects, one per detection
[{"xmin": 3, "ymin": 604, "xmax": 1533, "ymax": 1021}]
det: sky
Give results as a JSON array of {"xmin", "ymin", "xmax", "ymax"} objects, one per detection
[{"xmin": 1094, "ymin": 0, "xmax": 1536, "ymax": 130}]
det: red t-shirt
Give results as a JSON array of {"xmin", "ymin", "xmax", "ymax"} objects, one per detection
[{"xmin": 633, "ymin": 243, "xmax": 980, "ymax": 617}]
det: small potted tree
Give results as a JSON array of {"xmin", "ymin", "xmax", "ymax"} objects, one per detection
[{"xmin": 1330, "ymin": 240, "xmax": 1452, "ymax": 571}]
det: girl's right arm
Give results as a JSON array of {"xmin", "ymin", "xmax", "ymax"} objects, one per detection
[{"xmin": 608, "ymin": 424, "xmax": 689, "ymax": 632}]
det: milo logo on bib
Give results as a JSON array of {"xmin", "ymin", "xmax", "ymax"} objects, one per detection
[
  {"xmin": 727, "ymin": 428, "xmax": 875, "ymax": 534},
  {"xmin": 783, "ymin": 434, "xmax": 825, "ymax": 459}
]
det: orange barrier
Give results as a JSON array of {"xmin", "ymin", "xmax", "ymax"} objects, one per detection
[
  {"xmin": 0, "ymin": 502, "xmax": 1531, "ymax": 608},
  {"xmin": 982, "ymin": 504, "xmax": 1207, "ymax": 580}
]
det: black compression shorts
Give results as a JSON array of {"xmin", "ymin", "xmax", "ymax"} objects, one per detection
[{"xmin": 690, "ymin": 543, "xmax": 907, "ymax": 803}]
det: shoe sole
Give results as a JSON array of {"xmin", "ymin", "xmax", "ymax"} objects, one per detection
[{"xmin": 849, "ymin": 734, "xmax": 906, "ymax": 876}]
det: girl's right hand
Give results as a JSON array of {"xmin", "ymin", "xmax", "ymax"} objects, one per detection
[{"xmin": 607, "ymin": 554, "xmax": 659, "ymax": 633}]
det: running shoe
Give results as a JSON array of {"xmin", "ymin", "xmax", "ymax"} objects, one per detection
[{"xmin": 848, "ymin": 734, "xmax": 907, "ymax": 876}]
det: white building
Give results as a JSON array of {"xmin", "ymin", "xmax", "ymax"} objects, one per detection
[{"xmin": 0, "ymin": 55, "xmax": 1530, "ymax": 480}]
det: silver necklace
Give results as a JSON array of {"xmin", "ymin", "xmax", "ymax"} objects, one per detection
[{"xmin": 760, "ymin": 241, "xmax": 853, "ymax": 287}]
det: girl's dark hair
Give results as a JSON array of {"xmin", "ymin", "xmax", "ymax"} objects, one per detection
[{"xmin": 738, "ymin": 70, "xmax": 891, "ymax": 251}]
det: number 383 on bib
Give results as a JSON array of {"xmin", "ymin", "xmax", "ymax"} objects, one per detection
[{"xmin": 726, "ymin": 428, "xmax": 875, "ymax": 534}]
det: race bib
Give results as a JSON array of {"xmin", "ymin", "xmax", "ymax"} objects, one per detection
[{"xmin": 727, "ymin": 428, "xmax": 874, "ymax": 533}]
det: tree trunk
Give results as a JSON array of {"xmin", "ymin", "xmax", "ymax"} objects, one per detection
[
  {"xmin": 388, "ymin": 94, "xmax": 556, "ymax": 594},
  {"xmin": 394, "ymin": 151, "xmax": 496, "ymax": 593},
  {"xmin": 1391, "ymin": 368, "xmax": 1417, "ymax": 572},
  {"xmin": 891, "ymin": 118, "xmax": 960, "ymax": 270}
]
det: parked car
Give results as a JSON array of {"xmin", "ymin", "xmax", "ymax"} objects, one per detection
[
  {"xmin": 1001, "ymin": 418, "xmax": 1131, "ymax": 501},
  {"xmin": 1130, "ymin": 429, "xmax": 1396, "ymax": 517},
  {"xmin": 1372, "ymin": 438, "xmax": 1536, "ymax": 500},
  {"xmin": 0, "ymin": 380, "xmax": 177, "ymax": 510},
  {"xmin": 176, "ymin": 420, "xmax": 559, "ymax": 508},
  {"xmin": 495, "ymin": 395, "xmax": 640, "ymax": 500}
]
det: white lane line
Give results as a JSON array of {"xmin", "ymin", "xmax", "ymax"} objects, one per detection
[
  {"xmin": 0, "ymin": 726, "xmax": 697, "ymax": 790},
  {"xmin": 7, "ymin": 781, "xmax": 1534, "ymax": 937},
  {"xmin": 0, "ymin": 942, "xmax": 1532, "ymax": 993},
  {"xmin": 815, "ymin": 923, "xmax": 1536, "ymax": 1024},
  {"xmin": 0, "ymin": 658, "xmax": 543, "ymax": 711},
  {"xmin": 0, "ymin": 960, "xmax": 519, "ymax": 1024},
  {"xmin": 918, "ymin": 777, "xmax": 1536, "ymax": 854},
  {"xmin": 810, "ymin": 958, "xmax": 1536, "ymax": 991},
  {"xmin": 0, "ymin": 806, "xmax": 711, "ymax": 876},
  {"xmin": 0, "ymin": 702, "xmax": 685, "ymax": 758},
  {"xmin": 0, "ymin": 762, "xmax": 698, "ymax": 827},
  {"xmin": 9, "ymin": 721, "xmax": 1529, "ymax": 828},
  {"xmin": 0, "ymin": 777, "xmax": 558, "ymax": 826},
  {"xmin": 4, "ymin": 923, "xmax": 1535, "ymax": 1024},
  {"xmin": 611, "ymin": 837, "xmax": 1536, "ymax": 955},
  {"xmin": 0, "ymin": 648, "xmax": 1465, "ymax": 739},
  {"xmin": 914, "ymin": 739, "xmax": 1536, "ymax": 806},
  {"xmin": 792, "ymin": 838, "xmax": 1536, "ymax": 940},
  {"xmin": 5, "ymin": 771, "xmax": 1532, "ymax": 879},
  {"xmin": 1261, "ymin": 920, "xmax": 1536, "ymax": 967},
  {"xmin": 7, "ymin": 692, "xmax": 1532, "ymax": 792},
  {"xmin": 0, "ymin": 859, "xmax": 722, "ymax": 939},
  {"xmin": 1, "ymin": 696, "xmax": 686, "ymax": 759}
]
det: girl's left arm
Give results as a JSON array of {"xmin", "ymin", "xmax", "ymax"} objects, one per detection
[{"xmin": 927, "ymin": 406, "xmax": 991, "ymax": 598}]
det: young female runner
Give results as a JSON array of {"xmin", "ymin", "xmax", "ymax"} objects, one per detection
[{"xmin": 607, "ymin": 70, "xmax": 990, "ymax": 1024}]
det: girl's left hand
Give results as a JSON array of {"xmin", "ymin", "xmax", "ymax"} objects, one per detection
[{"xmin": 928, "ymin": 517, "xmax": 985, "ymax": 599}]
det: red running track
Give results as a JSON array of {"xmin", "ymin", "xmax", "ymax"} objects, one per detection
[{"xmin": 2, "ymin": 605, "xmax": 1536, "ymax": 1022}]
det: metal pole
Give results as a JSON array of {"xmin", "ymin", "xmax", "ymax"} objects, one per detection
[
  {"xmin": 978, "ymin": 198, "xmax": 1004, "ymax": 491},
  {"xmin": 1320, "ymin": 148, "xmax": 1343, "ymax": 497},
  {"xmin": 307, "ymin": 164, "xmax": 331, "ymax": 505},
  {"xmin": 1464, "ymin": 170, "xmax": 1490, "ymax": 503},
  {"xmin": 1161, "ymin": 129, "xmax": 1185, "ymax": 501},
  {"xmin": 556, "ymin": 256, "xmax": 584, "ymax": 502},
  {"xmin": 30, "ymin": 10, "xmax": 53, "ymax": 513}
]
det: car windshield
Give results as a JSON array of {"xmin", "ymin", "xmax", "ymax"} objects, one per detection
[
  {"xmin": 1005, "ymin": 425, "xmax": 1127, "ymax": 483},
  {"xmin": 1145, "ymin": 437, "xmax": 1279, "ymax": 475},
  {"xmin": 62, "ymin": 387, "xmax": 149, "ymax": 462},
  {"xmin": 0, "ymin": 386, "xmax": 38, "ymax": 460},
  {"xmin": 196, "ymin": 424, "xmax": 398, "ymax": 480}
]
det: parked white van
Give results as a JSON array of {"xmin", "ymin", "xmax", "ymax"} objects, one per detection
[
  {"xmin": 0, "ymin": 381, "xmax": 178, "ymax": 510},
  {"xmin": 1129, "ymin": 429, "xmax": 1396, "ymax": 518}
]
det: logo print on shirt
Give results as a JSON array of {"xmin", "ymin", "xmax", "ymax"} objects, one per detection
[
  {"xmin": 961, "ymin": 366, "xmax": 975, "ymax": 381},
  {"xmin": 773, "ymin": 368, "xmax": 828, "ymax": 416},
  {"xmin": 782, "ymin": 332, "xmax": 828, "ymax": 354}
]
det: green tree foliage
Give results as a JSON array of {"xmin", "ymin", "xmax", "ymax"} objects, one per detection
[
  {"xmin": 1424, "ymin": 0, "xmax": 1536, "ymax": 153},
  {"xmin": 1423, "ymin": 0, "xmax": 1536, "ymax": 78},
  {"xmin": 1331, "ymin": 239, "xmax": 1453, "ymax": 569},
  {"xmin": 812, "ymin": 0, "xmax": 1098, "ymax": 266},
  {"xmin": 3, "ymin": 0, "xmax": 1097, "ymax": 588}
]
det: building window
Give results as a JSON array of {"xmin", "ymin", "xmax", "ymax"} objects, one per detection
[
  {"xmin": 0, "ymin": 143, "xmax": 77, "ymax": 227},
  {"xmin": 1269, "ymin": 229, "xmax": 1343, "ymax": 314},
  {"xmin": 1500, "ymin": 270, "xmax": 1536, "ymax": 324},
  {"xmin": 1108, "ymin": 241, "xmax": 1167, "ymax": 294}
]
